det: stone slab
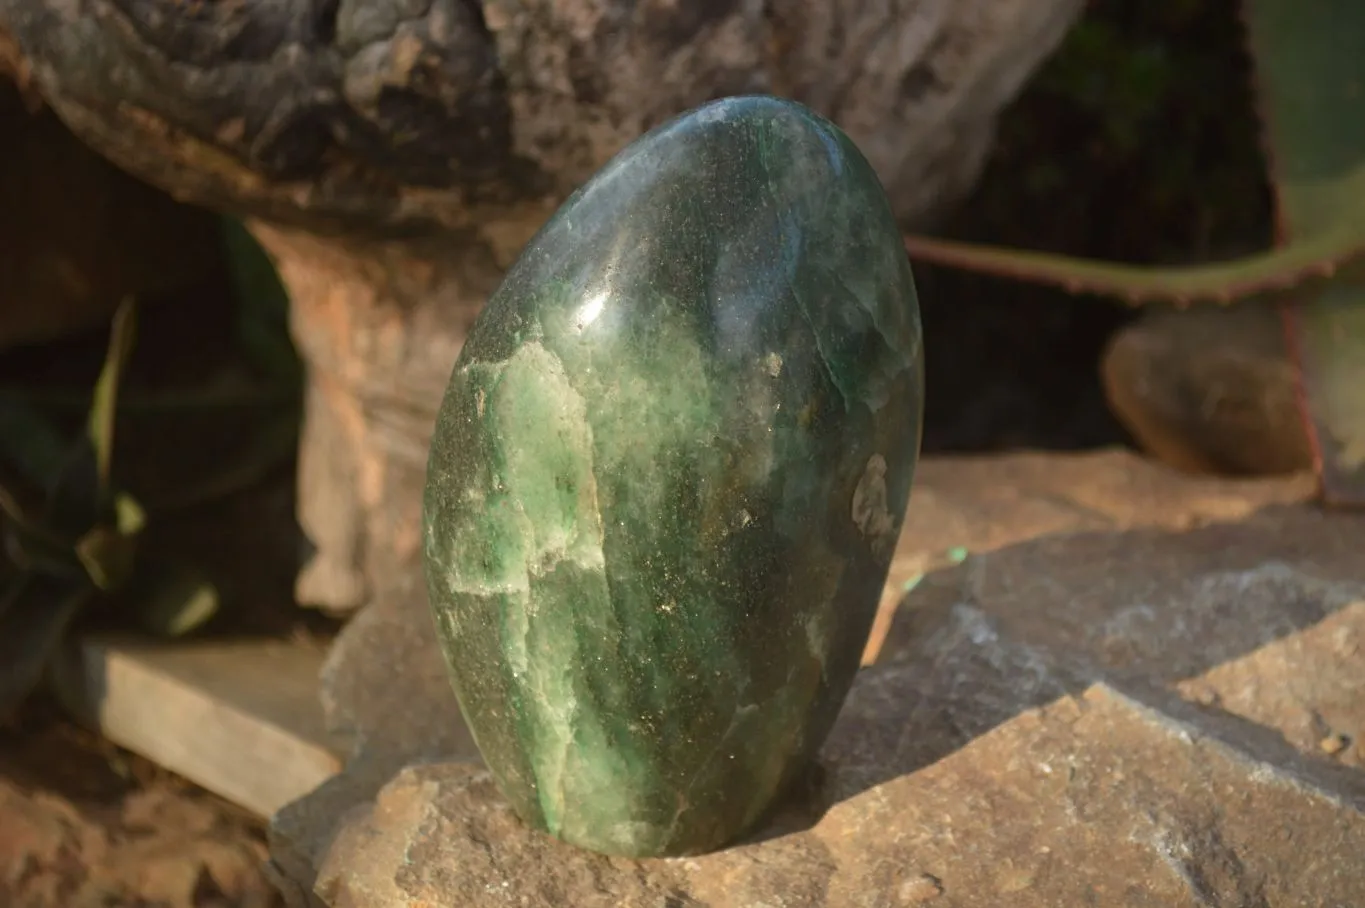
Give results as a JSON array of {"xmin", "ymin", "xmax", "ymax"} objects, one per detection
[
  {"xmin": 312, "ymin": 683, "xmax": 1365, "ymax": 907},
  {"xmin": 268, "ymin": 450, "xmax": 1362, "ymax": 907},
  {"xmin": 56, "ymin": 637, "xmax": 348, "ymax": 819},
  {"xmin": 869, "ymin": 449, "xmax": 1313, "ymax": 660}
]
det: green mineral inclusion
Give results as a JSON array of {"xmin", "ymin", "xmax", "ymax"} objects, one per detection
[{"xmin": 422, "ymin": 96, "xmax": 923, "ymax": 858}]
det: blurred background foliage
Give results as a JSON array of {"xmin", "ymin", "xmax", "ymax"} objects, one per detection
[{"xmin": 917, "ymin": 0, "xmax": 1272, "ymax": 452}]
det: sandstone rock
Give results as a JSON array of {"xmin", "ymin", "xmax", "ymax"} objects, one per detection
[
  {"xmin": 268, "ymin": 570, "xmax": 478, "ymax": 902},
  {"xmin": 869, "ymin": 448, "xmax": 1315, "ymax": 658},
  {"xmin": 311, "ymin": 682, "xmax": 1365, "ymax": 908},
  {"xmin": 1178, "ymin": 600, "xmax": 1365, "ymax": 771},
  {"xmin": 267, "ymin": 450, "xmax": 1365, "ymax": 906},
  {"xmin": 1101, "ymin": 304, "xmax": 1313, "ymax": 476},
  {"xmin": 0, "ymin": 779, "xmax": 279, "ymax": 908},
  {"xmin": 847, "ymin": 504, "xmax": 1365, "ymax": 805},
  {"xmin": 880, "ymin": 505, "xmax": 1365, "ymax": 683}
]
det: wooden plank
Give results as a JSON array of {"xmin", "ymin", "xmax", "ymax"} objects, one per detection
[{"xmin": 55, "ymin": 636, "xmax": 350, "ymax": 818}]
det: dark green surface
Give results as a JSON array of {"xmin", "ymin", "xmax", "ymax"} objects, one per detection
[{"xmin": 422, "ymin": 96, "xmax": 923, "ymax": 857}]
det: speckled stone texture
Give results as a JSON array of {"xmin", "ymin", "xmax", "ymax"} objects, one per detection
[
  {"xmin": 271, "ymin": 455, "xmax": 1365, "ymax": 907},
  {"xmin": 421, "ymin": 96, "xmax": 923, "ymax": 857}
]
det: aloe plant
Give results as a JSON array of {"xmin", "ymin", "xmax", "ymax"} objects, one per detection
[
  {"xmin": 904, "ymin": 0, "xmax": 1365, "ymax": 505},
  {"xmin": 0, "ymin": 299, "xmax": 179, "ymax": 715},
  {"xmin": 0, "ymin": 220, "xmax": 301, "ymax": 715}
]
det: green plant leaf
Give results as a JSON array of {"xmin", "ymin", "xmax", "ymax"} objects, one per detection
[
  {"xmin": 73, "ymin": 492, "xmax": 146, "ymax": 591},
  {"xmin": 143, "ymin": 410, "xmax": 298, "ymax": 512},
  {"xmin": 43, "ymin": 444, "xmax": 101, "ymax": 542},
  {"xmin": 0, "ymin": 397, "xmax": 73, "ymax": 489},
  {"xmin": 130, "ymin": 560, "xmax": 220, "ymax": 637},
  {"xmin": 901, "ymin": 0, "xmax": 1365, "ymax": 313},
  {"xmin": 0, "ymin": 382, "xmax": 298, "ymax": 515},
  {"xmin": 88, "ymin": 297, "xmax": 138, "ymax": 504},
  {"xmin": 221, "ymin": 218, "xmax": 301, "ymax": 387},
  {"xmin": 1243, "ymin": 0, "xmax": 1365, "ymax": 504},
  {"xmin": 0, "ymin": 574, "xmax": 94, "ymax": 716},
  {"xmin": 0, "ymin": 492, "xmax": 83, "ymax": 580},
  {"xmin": 902, "ymin": 228, "xmax": 1364, "ymax": 306}
]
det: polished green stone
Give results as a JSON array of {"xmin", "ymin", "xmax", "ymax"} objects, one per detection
[{"xmin": 422, "ymin": 95, "xmax": 923, "ymax": 858}]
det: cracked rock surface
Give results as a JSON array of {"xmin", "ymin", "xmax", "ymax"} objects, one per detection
[{"xmin": 269, "ymin": 450, "xmax": 1364, "ymax": 906}]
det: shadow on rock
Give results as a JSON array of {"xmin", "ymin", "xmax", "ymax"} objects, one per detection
[
  {"xmin": 271, "ymin": 499, "xmax": 1365, "ymax": 907},
  {"xmin": 819, "ymin": 503, "xmax": 1365, "ymax": 804}
]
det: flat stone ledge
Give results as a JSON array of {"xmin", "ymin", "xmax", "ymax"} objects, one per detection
[
  {"xmin": 269, "ymin": 451, "xmax": 1361, "ymax": 907},
  {"xmin": 311, "ymin": 682, "xmax": 1365, "ymax": 907}
]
